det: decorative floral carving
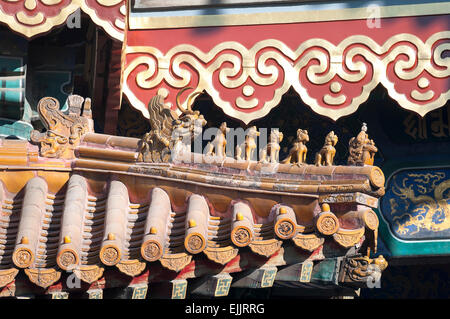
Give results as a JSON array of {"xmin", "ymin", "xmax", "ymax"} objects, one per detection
[
  {"xmin": 24, "ymin": 268, "xmax": 61, "ymax": 288},
  {"xmin": 333, "ymin": 228, "xmax": 365, "ymax": 248},
  {"xmin": 159, "ymin": 253, "xmax": 192, "ymax": 272},
  {"xmin": 0, "ymin": 268, "xmax": 19, "ymax": 288},
  {"xmin": 249, "ymin": 239, "xmax": 282, "ymax": 257},
  {"xmin": 116, "ymin": 260, "xmax": 146, "ymax": 277},
  {"xmin": 203, "ymin": 247, "xmax": 238, "ymax": 265},
  {"xmin": 292, "ymin": 233, "xmax": 325, "ymax": 251},
  {"xmin": 73, "ymin": 265, "xmax": 104, "ymax": 284}
]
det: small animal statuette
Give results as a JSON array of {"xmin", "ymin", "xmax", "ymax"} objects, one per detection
[
  {"xmin": 281, "ymin": 128, "xmax": 309, "ymax": 165},
  {"xmin": 205, "ymin": 122, "xmax": 230, "ymax": 158},
  {"xmin": 236, "ymin": 126, "xmax": 260, "ymax": 161},
  {"xmin": 314, "ymin": 131, "xmax": 338, "ymax": 166},
  {"xmin": 347, "ymin": 123, "xmax": 378, "ymax": 166},
  {"xmin": 259, "ymin": 129, "xmax": 283, "ymax": 163}
]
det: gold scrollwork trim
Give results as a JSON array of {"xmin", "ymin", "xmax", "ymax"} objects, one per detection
[
  {"xmin": 79, "ymin": 0, "xmax": 125, "ymax": 42},
  {"xmin": 124, "ymin": 31, "xmax": 450, "ymax": 124},
  {"xmin": 0, "ymin": 0, "xmax": 124, "ymax": 41},
  {"xmin": 0, "ymin": 1, "xmax": 80, "ymax": 38}
]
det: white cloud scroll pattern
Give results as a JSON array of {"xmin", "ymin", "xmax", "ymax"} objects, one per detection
[
  {"xmin": 0, "ymin": 0, "xmax": 125, "ymax": 41},
  {"xmin": 123, "ymin": 32, "xmax": 450, "ymax": 124}
]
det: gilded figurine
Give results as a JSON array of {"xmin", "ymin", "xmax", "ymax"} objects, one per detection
[
  {"xmin": 347, "ymin": 123, "xmax": 378, "ymax": 166},
  {"xmin": 314, "ymin": 131, "xmax": 338, "ymax": 166},
  {"xmin": 281, "ymin": 128, "xmax": 309, "ymax": 165},
  {"xmin": 235, "ymin": 126, "xmax": 259, "ymax": 161},
  {"xmin": 259, "ymin": 129, "xmax": 283, "ymax": 163},
  {"xmin": 205, "ymin": 122, "xmax": 229, "ymax": 158},
  {"xmin": 138, "ymin": 87, "xmax": 206, "ymax": 163}
]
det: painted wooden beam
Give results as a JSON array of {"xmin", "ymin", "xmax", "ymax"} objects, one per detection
[
  {"xmin": 147, "ymin": 279, "xmax": 188, "ymax": 299},
  {"xmin": 231, "ymin": 266, "xmax": 278, "ymax": 289},
  {"xmin": 189, "ymin": 273, "xmax": 233, "ymax": 298}
]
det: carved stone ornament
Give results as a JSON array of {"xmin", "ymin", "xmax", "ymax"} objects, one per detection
[
  {"xmin": 116, "ymin": 260, "xmax": 147, "ymax": 277},
  {"xmin": 30, "ymin": 96, "xmax": 93, "ymax": 159},
  {"xmin": 138, "ymin": 88, "xmax": 206, "ymax": 163},
  {"xmin": 314, "ymin": 131, "xmax": 338, "ymax": 166},
  {"xmin": 0, "ymin": 268, "xmax": 19, "ymax": 288},
  {"xmin": 24, "ymin": 268, "xmax": 61, "ymax": 289},
  {"xmin": 249, "ymin": 239, "xmax": 282, "ymax": 257},
  {"xmin": 159, "ymin": 253, "xmax": 192, "ymax": 272},
  {"xmin": 292, "ymin": 233, "xmax": 325, "ymax": 251},
  {"xmin": 203, "ymin": 246, "xmax": 239, "ymax": 265},
  {"xmin": 73, "ymin": 265, "xmax": 104, "ymax": 284}
]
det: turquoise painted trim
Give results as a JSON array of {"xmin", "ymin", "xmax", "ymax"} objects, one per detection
[
  {"xmin": 0, "ymin": 118, "xmax": 33, "ymax": 139},
  {"xmin": 377, "ymin": 157, "xmax": 450, "ymax": 257}
]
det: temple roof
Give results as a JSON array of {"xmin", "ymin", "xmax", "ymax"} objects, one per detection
[{"xmin": 0, "ymin": 130, "xmax": 384, "ymax": 295}]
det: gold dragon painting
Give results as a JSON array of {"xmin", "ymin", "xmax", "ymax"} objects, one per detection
[{"xmin": 382, "ymin": 170, "xmax": 450, "ymax": 238}]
